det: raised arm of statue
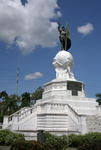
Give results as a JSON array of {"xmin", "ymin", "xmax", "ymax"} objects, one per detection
[{"xmin": 58, "ymin": 23, "xmax": 61, "ymax": 33}]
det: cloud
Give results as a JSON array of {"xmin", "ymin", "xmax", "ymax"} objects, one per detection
[
  {"xmin": 77, "ymin": 23, "xmax": 94, "ymax": 35},
  {"xmin": 25, "ymin": 72, "xmax": 43, "ymax": 80},
  {"xmin": 0, "ymin": 0, "xmax": 61, "ymax": 54}
]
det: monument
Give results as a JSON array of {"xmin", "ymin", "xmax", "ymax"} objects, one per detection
[{"xmin": 2, "ymin": 23, "xmax": 101, "ymax": 140}]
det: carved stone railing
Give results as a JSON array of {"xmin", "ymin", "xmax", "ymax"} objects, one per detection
[
  {"xmin": 67, "ymin": 104, "xmax": 87, "ymax": 133},
  {"xmin": 67, "ymin": 104, "xmax": 80, "ymax": 124},
  {"xmin": 8, "ymin": 106, "xmax": 36, "ymax": 124}
]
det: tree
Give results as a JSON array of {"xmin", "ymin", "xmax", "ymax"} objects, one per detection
[
  {"xmin": 3, "ymin": 94, "xmax": 20, "ymax": 115},
  {"xmin": 0, "ymin": 91, "xmax": 8, "ymax": 101},
  {"xmin": 1, "ymin": 94, "xmax": 20, "ymax": 116},
  {"xmin": 96, "ymin": 94, "xmax": 101, "ymax": 105},
  {"xmin": 0, "ymin": 102, "xmax": 4, "ymax": 122},
  {"xmin": 0, "ymin": 91, "xmax": 8, "ymax": 122},
  {"xmin": 21, "ymin": 92, "xmax": 31, "ymax": 108},
  {"xmin": 0, "ymin": 91, "xmax": 20, "ymax": 121},
  {"xmin": 31, "ymin": 86, "xmax": 43, "ymax": 101}
]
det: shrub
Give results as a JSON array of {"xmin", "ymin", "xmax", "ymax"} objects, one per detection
[
  {"xmin": 68, "ymin": 134, "xmax": 85, "ymax": 147},
  {"xmin": 68, "ymin": 132, "xmax": 101, "ymax": 150},
  {"xmin": 43, "ymin": 132, "xmax": 68, "ymax": 150},
  {"xmin": 78, "ymin": 142, "xmax": 101, "ymax": 150},
  {"xmin": 10, "ymin": 140, "xmax": 43, "ymax": 150},
  {"xmin": 0, "ymin": 130, "xmax": 25, "ymax": 145}
]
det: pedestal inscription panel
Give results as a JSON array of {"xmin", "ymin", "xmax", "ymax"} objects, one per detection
[{"xmin": 67, "ymin": 81, "xmax": 82, "ymax": 91}]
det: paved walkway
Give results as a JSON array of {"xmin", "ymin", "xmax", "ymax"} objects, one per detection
[{"xmin": 0, "ymin": 146, "xmax": 11, "ymax": 150}]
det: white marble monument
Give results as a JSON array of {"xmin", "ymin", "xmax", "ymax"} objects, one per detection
[{"xmin": 2, "ymin": 49, "xmax": 101, "ymax": 140}]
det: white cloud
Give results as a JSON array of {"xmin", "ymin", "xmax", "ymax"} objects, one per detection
[
  {"xmin": 77, "ymin": 23, "xmax": 94, "ymax": 35},
  {"xmin": 25, "ymin": 72, "xmax": 43, "ymax": 80},
  {"xmin": 0, "ymin": 0, "xmax": 61, "ymax": 54}
]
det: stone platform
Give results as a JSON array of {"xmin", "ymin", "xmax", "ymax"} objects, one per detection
[{"xmin": 2, "ymin": 79, "xmax": 101, "ymax": 139}]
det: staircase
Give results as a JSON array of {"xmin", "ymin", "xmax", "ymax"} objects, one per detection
[{"xmin": 3, "ymin": 106, "xmax": 37, "ymax": 131}]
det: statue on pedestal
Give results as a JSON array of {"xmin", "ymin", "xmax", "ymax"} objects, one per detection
[
  {"xmin": 53, "ymin": 23, "xmax": 75, "ymax": 81},
  {"xmin": 58, "ymin": 23, "xmax": 71, "ymax": 51}
]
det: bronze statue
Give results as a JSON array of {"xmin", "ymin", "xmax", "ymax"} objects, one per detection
[{"xmin": 58, "ymin": 23, "xmax": 71, "ymax": 51}]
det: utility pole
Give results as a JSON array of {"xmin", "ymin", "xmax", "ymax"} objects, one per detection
[{"xmin": 16, "ymin": 67, "xmax": 20, "ymax": 96}]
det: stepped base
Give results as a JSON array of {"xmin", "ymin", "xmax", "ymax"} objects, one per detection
[{"xmin": 2, "ymin": 79, "xmax": 101, "ymax": 140}]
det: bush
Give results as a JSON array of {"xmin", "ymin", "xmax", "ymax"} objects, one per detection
[
  {"xmin": 78, "ymin": 142, "xmax": 101, "ymax": 150},
  {"xmin": 68, "ymin": 134, "xmax": 86, "ymax": 147},
  {"xmin": 68, "ymin": 132, "xmax": 101, "ymax": 150},
  {"xmin": 10, "ymin": 132, "xmax": 68, "ymax": 150},
  {"xmin": 10, "ymin": 140, "xmax": 43, "ymax": 150},
  {"xmin": 0, "ymin": 130, "xmax": 25, "ymax": 145},
  {"xmin": 43, "ymin": 132, "xmax": 68, "ymax": 150}
]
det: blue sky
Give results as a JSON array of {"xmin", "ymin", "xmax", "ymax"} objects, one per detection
[{"xmin": 0, "ymin": 0, "xmax": 101, "ymax": 98}]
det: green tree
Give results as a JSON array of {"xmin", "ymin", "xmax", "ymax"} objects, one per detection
[
  {"xmin": 0, "ymin": 91, "xmax": 20, "ymax": 121},
  {"xmin": 96, "ymin": 94, "xmax": 101, "ymax": 105},
  {"xmin": 0, "ymin": 102, "xmax": 4, "ymax": 122},
  {"xmin": 2, "ymin": 94, "xmax": 20, "ymax": 115},
  {"xmin": 0, "ymin": 91, "xmax": 8, "ymax": 122},
  {"xmin": 21, "ymin": 92, "xmax": 31, "ymax": 108},
  {"xmin": 0, "ymin": 91, "xmax": 8, "ymax": 101},
  {"xmin": 31, "ymin": 86, "xmax": 43, "ymax": 100}
]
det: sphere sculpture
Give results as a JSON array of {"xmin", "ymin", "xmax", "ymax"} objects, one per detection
[{"xmin": 53, "ymin": 50, "xmax": 75, "ymax": 80}]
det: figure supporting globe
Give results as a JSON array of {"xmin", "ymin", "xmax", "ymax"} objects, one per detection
[{"xmin": 53, "ymin": 50, "xmax": 75, "ymax": 81}]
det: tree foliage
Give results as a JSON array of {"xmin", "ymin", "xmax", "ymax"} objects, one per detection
[
  {"xmin": 21, "ymin": 92, "xmax": 31, "ymax": 107},
  {"xmin": 3, "ymin": 94, "xmax": 20, "ymax": 115},
  {"xmin": 96, "ymin": 93, "xmax": 101, "ymax": 105},
  {"xmin": 31, "ymin": 86, "xmax": 43, "ymax": 100},
  {"xmin": 0, "ymin": 91, "xmax": 20, "ymax": 122},
  {"xmin": 0, "ymin": 86, "xmax": 43, "ymax": 122},
  {"xmin": 0, "ymin": 92, "xmax": 20, "ymax": 117}
]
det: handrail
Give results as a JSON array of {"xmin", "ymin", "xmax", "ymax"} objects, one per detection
[
  {"xmin": 8, "ymin": 106, "xmax": 36, "ymax": 123},
  {"xmin": 67, "ymin": 104, "xmax": 80, "ymax": 125},
  {"xmin": 9, "ymin": 107, "xmax": 30, "ymax": 118}
]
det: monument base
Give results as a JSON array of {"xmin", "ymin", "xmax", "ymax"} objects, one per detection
[
  {"xmin": 2, "ymin": 50, "xmax": 101, "ymax": 139},
  {"xmin": 2, "ymin": 79, "xmax": 101, "ymax": 140},
  {"xmin": 36, "ymin": 79, "xmax": 98, "ymax": 135}
]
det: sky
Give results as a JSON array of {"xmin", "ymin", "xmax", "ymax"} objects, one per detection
[{"xmin": 0, "ymin": 0, "xmax": 101, "ymax": 98}]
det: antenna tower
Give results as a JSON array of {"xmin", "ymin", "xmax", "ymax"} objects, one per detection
[{"xmin": 16, "ymin": 67, "xmax": 20, "ymax": 96}]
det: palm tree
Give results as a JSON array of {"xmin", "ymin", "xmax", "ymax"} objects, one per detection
[{"xmin": 96, "ymin": 94, "xmax": 101, "ymax": 105}]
